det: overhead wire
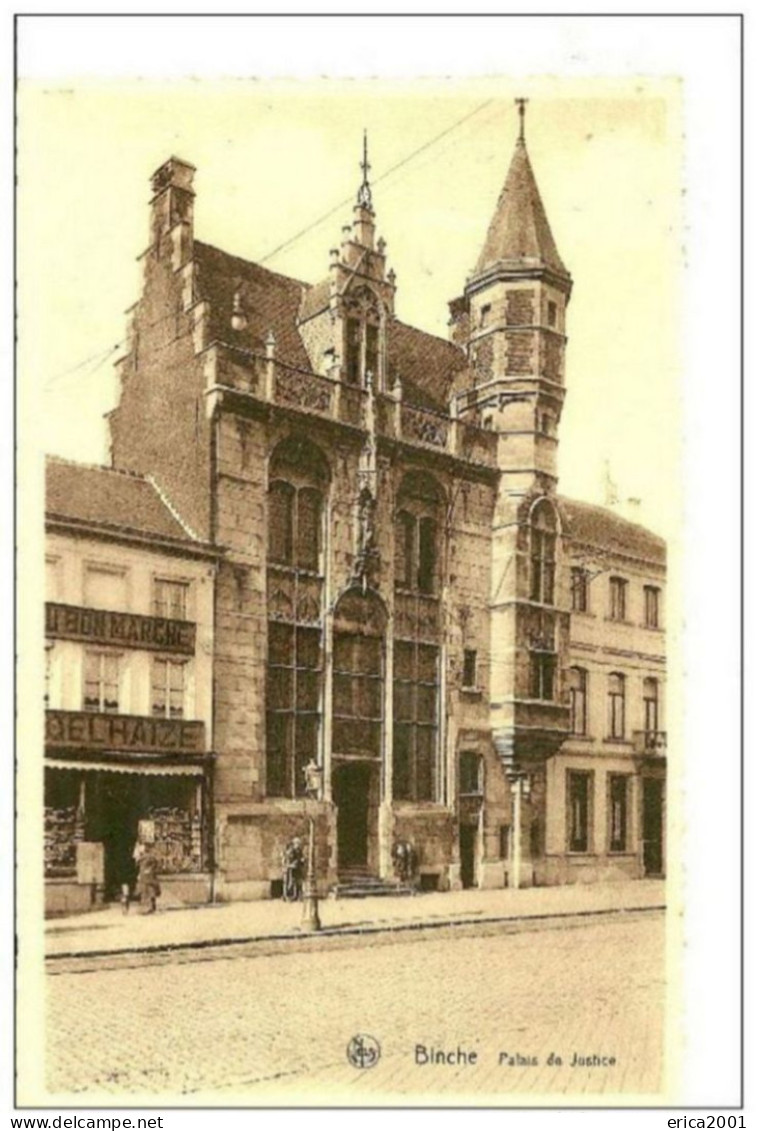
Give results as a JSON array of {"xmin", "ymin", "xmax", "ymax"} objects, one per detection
[
  {"xmin": 258, "ymin": 97, "xmax": 495, "ymax": 265},
  {"xmin": 43, "ymin": 343, "xmax": 123, "ymax": 390}
]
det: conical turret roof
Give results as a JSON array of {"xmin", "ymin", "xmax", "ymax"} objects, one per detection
[{"xmin": 474, "ymin": 136, "xmax": 568, "ymax": 280}]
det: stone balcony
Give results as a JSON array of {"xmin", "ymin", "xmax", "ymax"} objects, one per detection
[
  {"xmin": 201, "ymin": 341, "xmax": 499, "ymax": 469},
  {"xmin": 632, "ymin": 730, "xmax": 667, "ymax": 757}
]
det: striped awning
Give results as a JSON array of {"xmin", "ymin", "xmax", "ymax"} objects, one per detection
[{"xmin": 45, "ymin": 758, "xmax": 206, "ymax": 778}]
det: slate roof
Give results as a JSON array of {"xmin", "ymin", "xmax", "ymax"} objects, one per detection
[
  {"xmin": 559, "ymin": 496, "xmax": 666, "ymax": 566},
  {"xmin": 475, "ymin": 140, "xmax": 569, "ymax": 280},
  {"xmin": 46, "ymin": 457, "xmax": 204, "ymax": 548},
  {"xmin": 298, "ymin": 277, "xmax": 331, "ymax": 324},
  {"xmin": 386, "ymin": 319, "xmax": 468, "ymax": 411},
  {"xmin": 192, "ymin": 240, "xmax": 468, "ymax": 413},
  {"xmin": 194, "ymin": 241, "xmax": 312, "ymax": 372}
]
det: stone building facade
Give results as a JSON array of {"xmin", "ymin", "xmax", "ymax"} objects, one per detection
[
  {"xmin": 52, "ymin": 109, "xmax": 666, "ymax": 902},
  {"xmin": 44, "ymin": 458, "xmax": 218, "ymax": 913}
]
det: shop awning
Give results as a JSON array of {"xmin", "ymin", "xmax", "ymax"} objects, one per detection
[{"xmin": 45, "ymin": 758, "xmax": 206, "ymax": 777}]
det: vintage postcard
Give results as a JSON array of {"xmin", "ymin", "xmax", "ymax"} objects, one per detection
[{"xmin": 14, "ymin": 13, "xmax": 742, "ymax": 1114}]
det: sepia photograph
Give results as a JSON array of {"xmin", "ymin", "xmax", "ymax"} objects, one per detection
[{"xmin": 13, "ymin": 13, "xmax": 742, "ymax": 1114}]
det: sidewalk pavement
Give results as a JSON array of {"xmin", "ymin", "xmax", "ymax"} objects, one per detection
[{"xmin": 45, "ymin": 879, "xmax": 665, "ymax": 958}]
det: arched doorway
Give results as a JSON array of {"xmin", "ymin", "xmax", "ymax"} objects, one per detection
[{"xmin": 331, "ymin": 587, "xmax": 386, "ymax": 875}]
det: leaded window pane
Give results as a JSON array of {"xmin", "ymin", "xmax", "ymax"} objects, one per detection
[
  {"xmin": 267, "ymin": 667, "xmax": 293, "ymax": 711},
  {"xmin": 296, "ymin": 488, "xmax": 321, "ymax": 572},
  {"xmin": 356, "ymin": 635, "xmax": 382, "ymax": 676},
  {"xmin": 345, "ymin": 317, "xmax": 361, "ymax": 384},
  {"xmin": 296, "ymin": 627, "xmax": 320, "ymax": 670},
  {"xmin": 365, "ymin": 323, "xmax": 379, "ymax": 381},
  {"xmin": 266, "ymin": 712, "xmax": 290, "ymax": 797},
  {"xmin": 394, "ymin": 641, "xmax": 414, "ymax": 681},
  {"xmin": 394, "ymin": 681, "xmax": 414, "ymax": 722},
  {"xmin": 393, "ymin": 724, "xmax": 412, "ymax": 800},
  {"xmin": 392, "ymin": 639, "xmax": 439, "ymax": 802},
  {"xmin": 415, "ymin": 727, "xmax": 434, "ymax": 800},
  {"xmin": 356, "ymin": 677, "xmax": 382, "ymax": 719},
  {"xmin": 395, "ymin": 511, "xmax": 415, "ymax": 591},
  {"xmin": 296, "ymin": 670, "xmax": 320, "ymax": 712},
  {"xmin": 417, "ymin": 644, "xmax": 438, "ymax": 683},
  {"xmin": 416, "ymin": 684, "xmax": 437, "ymax": 723},
  {"xmin": 269, "ymin": 622, "xmax": 294, "ymax": 666},
  {"xmin": 333, "ymin": 674, "xmax": 353, "ymax": 715},
  {"xmin": 418, "ymin": 517, "xmax": 437, "ymax": 595},
  {"xmin": 269, "ymin": 481, "xmax": 295, "ymax": 565}
]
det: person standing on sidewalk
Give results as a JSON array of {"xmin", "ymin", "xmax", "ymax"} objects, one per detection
[{"xmin": 133, "ymin": 838, "xmax": 161, "ymax": 914}]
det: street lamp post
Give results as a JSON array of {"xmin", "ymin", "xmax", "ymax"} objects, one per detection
[
  {"xmin": 301, "ymin": 759, "xmax": 323, "ymax": 932},
  {"xmin": 508, "ymin": 770, "xmax": 531, "ymax": 890}
]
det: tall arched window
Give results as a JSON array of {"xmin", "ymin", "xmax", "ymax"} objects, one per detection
[
  {"xmin": 266, "ymin": 438, "xmax": 329, "ymax": 798},
  {"xmin": 332, "ymin": 589, "xmax": 386, "ymax": 761},
  {"xmin": 608, "ymin": 672, "xmax": 626, "ymax": 739},
  {"xmin": 529, "ymin": 500, "xmax": 557, "ymax": 605},
  {"xmin": 393, "ymin": 472, "xmax": 445, "ymax": 802},
  {"xmin": 394, "ymin": 472, "xmax": 443, "ymax": 597}
]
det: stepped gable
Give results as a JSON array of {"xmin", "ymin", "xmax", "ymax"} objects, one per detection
[
  {"xmin": 194, "ymin": 240, "xmax": 467, "ymax": 415},
  {"xmin": 559, "ymin": 496, "xmax": 666, "ymax": 565},
  {"xmin": 46, "ymin": 456, "xmax": 197, "ymax": 545}
]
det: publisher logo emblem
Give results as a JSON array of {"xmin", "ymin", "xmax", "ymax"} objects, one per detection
[{"xmin": 347, "ymin": 1034, "xmax": 381, "ymax": 1069}]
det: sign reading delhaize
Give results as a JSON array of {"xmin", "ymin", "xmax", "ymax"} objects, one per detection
[
  {"xmin": 45, "ymin": 602, "xmax": 196, "ymax": 655},
  {"xmin": 45, "ymin": 710, "xmax": 205, "ymax": 753}
]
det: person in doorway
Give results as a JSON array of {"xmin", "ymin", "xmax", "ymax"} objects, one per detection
[{"xmin": 133, "ymin": 838, "xmax": 161, "ymax": 914}]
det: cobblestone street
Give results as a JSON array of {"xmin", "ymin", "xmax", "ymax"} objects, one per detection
[{"xmin": 46, "ymin": 911, "xmax": 665, "ymax": 1101}]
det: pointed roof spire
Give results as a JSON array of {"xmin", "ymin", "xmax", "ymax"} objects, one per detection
[
  {"xmin": 357, "ymin": 129, "xmax": 373, "ymax": 210},
  {"xmin": 515, "ymin": 96, "xmax": 528, "ymax": 143},
  {"xmin": 472, "ymin": 100, "xmax": 569, "ymax": 283}
]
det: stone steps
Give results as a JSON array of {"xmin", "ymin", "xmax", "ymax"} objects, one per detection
[{"xmin": 331, "ymin": 870, "xmax": 416, "ymax": 899}]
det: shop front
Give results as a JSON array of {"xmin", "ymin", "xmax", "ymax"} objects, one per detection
[{"xmin": 44, "ymin": 709, "xmax": 213, "ymax": 915}]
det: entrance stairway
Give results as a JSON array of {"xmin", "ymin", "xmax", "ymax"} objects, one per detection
[{"xmin": 331, "ymin": 866, "xmax": 415, "ymax": 899}]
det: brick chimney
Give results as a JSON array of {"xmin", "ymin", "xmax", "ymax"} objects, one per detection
[{"xmin": 149, "ymin": 156, "xmax": 195, "ymax": 267}]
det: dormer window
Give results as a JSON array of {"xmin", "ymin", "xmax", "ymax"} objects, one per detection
[
  {"xmin": 345, "ymin": 318, "xmax": 362, "ymax": 384},
  {"xmin": 342, "ymin": 285, "xmax": 381, "ymax": 387}
]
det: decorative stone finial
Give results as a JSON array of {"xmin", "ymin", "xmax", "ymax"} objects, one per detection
[
  {"xmin": 357, "ymin": 130, "xmax": 373, "ymax": 209},
  {"xmin": 231, "ymin": 290, "xmax": 247, "ymax": 332},
  {"xmin": 515, "ymin": 97, "xmax": 528, "ymax": 144}
]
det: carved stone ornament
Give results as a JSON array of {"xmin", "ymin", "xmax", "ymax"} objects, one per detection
[
  {"xmin": 401, "ymin": 405, "xmax": 448, "ymax": 448},
  {"xmin": 351, "ymin": 486, "xmax": 380, "ymax": 589},
  {"xmin": 276, "ymin": 369, "xmax": 332, "ymax": 414}
]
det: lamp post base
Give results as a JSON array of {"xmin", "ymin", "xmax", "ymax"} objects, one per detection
[
  {"xmin": 301, "ymin": 884, "xmax": 322, "ymax": 932},
  {"xmin": 301, "ymin": 814, "xmax": 321, "ymax": 932}
]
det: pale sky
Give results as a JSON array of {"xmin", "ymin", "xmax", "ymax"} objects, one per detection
[{"xmin": 19, "ymin": 75, "xmax": 682, "ymax": 541}]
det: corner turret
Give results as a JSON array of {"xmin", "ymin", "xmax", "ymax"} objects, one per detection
[{"xmin": 450, "ymin": 102, "xmax": 571, "ymax": 496}]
